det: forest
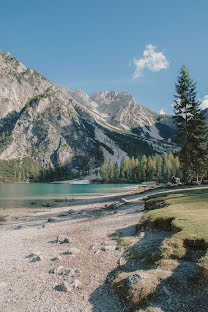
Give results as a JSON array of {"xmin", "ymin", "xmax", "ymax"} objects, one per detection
[{"xmin": 100, "ymin": 153, "xmax": 181, "ymax": 183}]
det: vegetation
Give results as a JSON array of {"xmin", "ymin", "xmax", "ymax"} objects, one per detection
[
  {"xmin": 100, "ymin": 153, "xmax": 181, "ymax": 183},
  {"xmin": 0, "ymin": 132, "xmax": 13, "ymax": 153},
  {"xmin": 0, "ymin": 157, "xmax": 76, "ymax": 183},
  {"xmin": 140, "ymin": 189, "xmax": 208, "ymax": 276},
  {"xmin": 111, "ymin": 188, "xmax": 208, "ymax": 310},
  {"xmin": 24, "ymin": 91, "xmax": 52, "ymax": 112},
  {"xmin": 174, "ymin": 65, "xmax": 208, "ymax": 182}
]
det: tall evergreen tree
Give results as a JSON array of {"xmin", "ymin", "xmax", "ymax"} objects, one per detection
[{"xmin": 174, "ymin": 65, "xmax": 207, "ymax": 181}]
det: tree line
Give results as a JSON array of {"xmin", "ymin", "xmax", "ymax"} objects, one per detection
[{"xmin": 100, "ymin": 153, "xmax": 181, "ymax": 183}]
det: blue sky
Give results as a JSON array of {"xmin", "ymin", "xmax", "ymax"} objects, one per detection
[{"xmin": 1, "ymin": 0, "xmax": 208, "ymax": 114}]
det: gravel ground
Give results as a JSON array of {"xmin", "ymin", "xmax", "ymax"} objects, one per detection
[
  {"xmin": 1, "ymin": 185, "xmax": 207, "ymax": 312},
  {"xmin": 0, "ymin": 191, "xmax": 147, "ymax": 312}
]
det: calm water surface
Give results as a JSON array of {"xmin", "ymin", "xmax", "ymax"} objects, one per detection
[{"xmin": 0, "ymin": 183, "xmax": 141, "ymax": 200}]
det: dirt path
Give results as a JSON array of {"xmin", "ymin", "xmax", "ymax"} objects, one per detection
[{"xmin": 0, "ymin": 185, "xmax": 208, "ymax": 312}]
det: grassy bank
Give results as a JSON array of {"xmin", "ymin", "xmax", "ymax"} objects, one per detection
[{"xmin": 111, "ymin": 187, "xmax": 208, "ymax": 311}]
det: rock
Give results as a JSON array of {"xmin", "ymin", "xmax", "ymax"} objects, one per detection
[
  {"xmin": 138, "ymin": 232, "xmax": 145, "ymax": 239},
  {"xmin": 15, "ymin": 225, "xmax": 23, "ymax": 230},
  {"xmin": 43, "ymin": 202, "xmax": 52, "ymax": 207},
  {"xmin": 94, "ymin": 250, "xmax": 100, "ymax": 255},
  {"xmin": 55, "ymin": 235, "xmax": 70, "ymax": 244},
  {"xmin": 49, "ymin": 266, "xmax": 64, "ymax": 274},
  {"xmin": 101, "ymin": 241, "xmax": 109, "ymax": 246},
  {"xmin": 67, "ymin": 209, "xmax": 75, "ymax": 214},
  {"xmin": 47, "ymin": 217, "xmax": 57, "ymax": 223},
  {"xmin": 101, "ymin": 245, "xmax": 116, "ymax": 251},
  {"xmin": 30, "ymin": 255, "xmax": 42, "ymax": 262},
  {"xmin": 63, "ymin": 268, "xmax": 75, "ymax": 276},
  {"xmin": 56, "ymin": 281, "xmax": 72, "ymax": 292},
  {"xmin": 78, "ymin": 210, "xmax": 85, "ymax": 214},
  {"xmin": 88, "ymin": 245, "xmax": 95, "ymax": 250},
  {"xmin": 126, "ymin": 273, "xmax": 142, "ymax": 285},
  {"xmin": 56, "ymin": 279, "xmax": 81, "ymax": 292},
  {"xmin": 51, "ymin": 256, "xmax": 61, "ymax": 262},
  {"xmin": 62, "ymin": 247, "xmax": 80, "ymax": 255},
  {"xmin": 117, "ymin": 257, "xmax": 126, "ymax": 266},
  {"xmin": 25, "ymin": 253, "xmax": 36, "ymax": 258},
  {"xmin": 73, "ymin": 279, "xmax": 81, "ymax": 288},
  {"xmin": 58, "ymin": 212, "xmax": 69, "ymax": 217},
  {"xmin": 107, "ymin": 203, "xmax": 119, "ymax": 210}
]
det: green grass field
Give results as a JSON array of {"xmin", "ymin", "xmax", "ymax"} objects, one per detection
[{"xmin": 141, "ymin": 187, "xmax": 208, "ymax": 273}]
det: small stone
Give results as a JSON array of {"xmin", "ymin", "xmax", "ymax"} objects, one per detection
[
  {"xmin": 78, "ymin": 210, "xmax": 85, "ymax": 214},
  {"xmin": 94, "ymin": 250, "xmax": 100, "ymax": 255},
  {"xmin": 117, "ymin": 257, "xmax": 126, "ymax": 266},
  {"xmin": 15, "ymin": 225, "xmax": 23, "ymax": 230},
  {"xmin": 138, "ymin": 232, "xmax": 145, "ymax": 239},
  {"xmin": 126, "ymin": 273, "xmax": 142, "ymax": 285},
  {"xmin": 57, "ymin": 281, "xmax": 72, "ymax": 292},
  {"xmin": 62, "ymin": 247, "xmax": 80, "ymax": 255},
  {"xmin": 101, "ymin": 241, "xmax": 109, "ymax": 246},
  {"xmin": 63, "ymin": 268, "xmax": 75, "ymax": 276},
  {"xmin": 73, "ymin": 279, "xmax": 81, "ymax": 288},
  {"xmin": 42, "ymin": 225, "xmax": 45, "ymax": 228},
  {"xmin": 101, "ymin": 245, "xmax": 116, "ymax": 251},
  {"xmin": 25, "ymin": 253, "xmax": 36, "ymax": 258},
  {"xmin": 67, "ymin": 209, "xmax": 75, "ymax": 214},
  {"xmin": 48, "ymin": 218, "xmax": 57, "ymax": 223},
  {"xmin": 89, "ymin": 245, "xmax": 95, "ymax": 250},
  {"xmin": 30, "ymin": 255, "xmax": 42, "ymax": 262},
  {"xmin": 49, "ymin": 266, "xmax": 64, "ymax": 274},
  {"xmin": 56, "ymin": 235, "xmax": 70, "ymax": 244},
  {"xmin": 51, "ymin": 256, "xmax": 62, "ymax": 262},
  {"xmin": 56, "ymin": 279, "xmax": 81, "ymax": 292},
  {"xmin": 58, "ymin": 212, "xmax": 69, "ymax": 217},
  {"xmin": 43, "ymin": 202, "xmax": 52, "ymax": 207}
]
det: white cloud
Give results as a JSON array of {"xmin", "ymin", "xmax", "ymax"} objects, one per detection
[
  {"xmin": 160, "ymin": 109, "xmax": 166, "ymax": 115},
  {"xmin": 200, "ymin": 95, "xmax": 208, "ymax": 110},
  {"xmin": 132, "ymin": 44, "xmax": 169, "ymax": 78}
]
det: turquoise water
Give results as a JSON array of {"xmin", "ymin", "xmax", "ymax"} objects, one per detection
[{"xmin": 0, "ymin": 183, "xmax": 140, "ymax": 200}]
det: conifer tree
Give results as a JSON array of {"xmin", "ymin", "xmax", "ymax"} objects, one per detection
[{"xmin": 174, "ymin": 65, "xmax": 207, "ymax": 181}]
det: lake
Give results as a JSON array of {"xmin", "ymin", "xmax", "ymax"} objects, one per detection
[{"xmin": 0, "ymin": 183, "xmax": 143, "ymax": 213}]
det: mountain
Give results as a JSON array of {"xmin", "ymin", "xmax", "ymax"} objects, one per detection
[{"xmin": 0, "ymin": 51, "xmax": 179, "ymax": 175}]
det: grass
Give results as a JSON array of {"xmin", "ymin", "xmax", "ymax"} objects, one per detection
[{"xmin": 140, "ymin": 188, "xmax": 208, "ymax": 275}]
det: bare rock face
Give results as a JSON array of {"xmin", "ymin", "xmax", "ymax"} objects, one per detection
[
  {"xmin": 90, "ymin": 90, "xmax": 156, "ymax": 129},
  {"xmin": 0, "ymin": 51, "xmax": 51, "ymax": 118}
]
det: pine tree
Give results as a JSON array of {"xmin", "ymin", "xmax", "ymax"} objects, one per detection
[{"xmin": 174, "ymin": 65, "xmax": 207, "ymax": 182}]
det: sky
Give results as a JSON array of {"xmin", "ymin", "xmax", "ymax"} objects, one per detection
[{"xmin": 1, "ymin": 0, "xmax": 208, "ymax": 114}]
